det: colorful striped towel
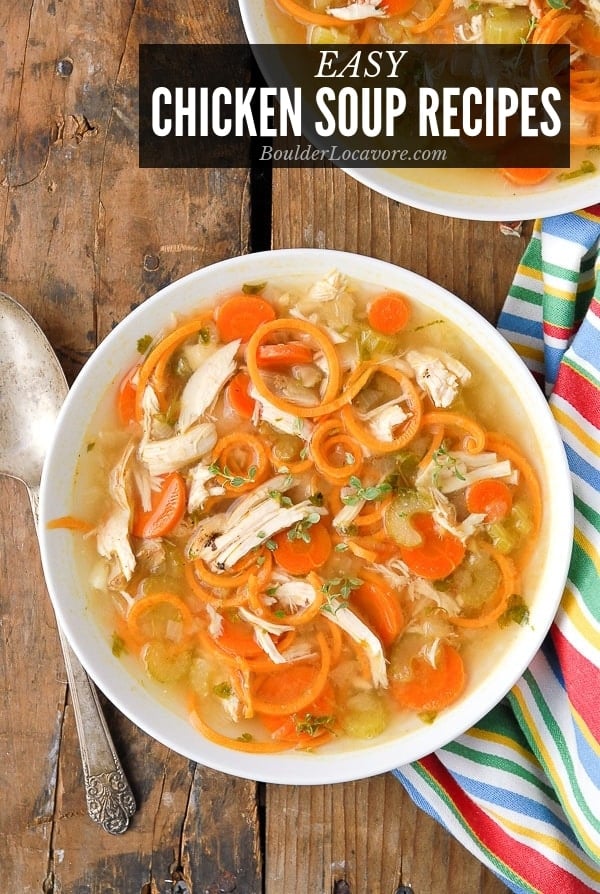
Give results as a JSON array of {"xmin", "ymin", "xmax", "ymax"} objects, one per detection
[{"xmin": 394, "ymin": 204, "xmax": 600, "ymax": 894}]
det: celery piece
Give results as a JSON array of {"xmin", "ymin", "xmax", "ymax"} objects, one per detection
[
  {"xmin": 557, "ymin": 160, "xmax": 597, "ymax": 182},
  {"xmin": 487, "ymin": 520, "xmax": 517, "ymax": 554},
  {"xmin": 385, "ymin": 489, "xmax": 434, "ymax": 546},
  {"xmin": 498, "ymin": 595, "xmax": 530, "ymax": 628},
  {"xmin": 342, "ymin": 691, "xmax": 389, "ymax": 739},
  {"xmin": 511, "ymin": 501, "xmax": 532, "ymax": 537},
  {"xmin": 359, "ymin": 327, "xmax": 399, "ymax": 360},
  {"xmin": 189, "ymin": 656, "xmax": 213, "ymax": 698},
  {"xmin": 144, "ymin": 641, "xmax": 192, "ymax": 684},
  {"xmin": 448, "ymin": 551, "xmax": 501, "ymax": 610},
  {"xmin": 484, "ymin": 6, "xmax": 532, "ymax": 43},
  {"xmin": 271, "ymin": 433, "xmax": 304, "ymax": 462},
  {"xmin": 310, "ymin": 25, "xmax": 352, "ymax": 44}
]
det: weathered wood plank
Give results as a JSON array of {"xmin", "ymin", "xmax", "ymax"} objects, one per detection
[
  {"xmin": 268, "ymin": 162, "xmax": 518, "ymax": 894},
  {"xmin": 0, "ymin": 478, "xmax": 64, "ymax": 888}
]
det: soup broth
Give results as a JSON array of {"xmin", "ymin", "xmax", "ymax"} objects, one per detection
[
  {"xmin": 69, "ymin": 270, "xmax": 541, "ymax": 753},
  {"xmin": 265, "ymin": 0, "xmax": 600, "ymax": 190}
]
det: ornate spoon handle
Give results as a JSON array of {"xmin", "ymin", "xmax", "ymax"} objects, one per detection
[
  {"xmin": 29, "ymin": 485, "xmax": 136, "ymax": 834},
  {"xmin": 58, "ymin": 628, "xmax": 136, "ymax": 833}
]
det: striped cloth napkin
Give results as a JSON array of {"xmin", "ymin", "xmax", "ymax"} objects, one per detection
[{"xmin": 394, "ymin": 204, "xmax": 600, "ymax": 894}]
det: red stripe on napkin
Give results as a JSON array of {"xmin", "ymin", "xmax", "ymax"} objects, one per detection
[
  {"xmin": 552, "ymin": 627, "xmax": 600, "ymax": 741},
  {"xmin": 553, "ymin": 364, "xmax": 600, "ymax": 427},
  {"xmin": 420, "ymin": 754, "xmax": 582, "ymax": 892}
]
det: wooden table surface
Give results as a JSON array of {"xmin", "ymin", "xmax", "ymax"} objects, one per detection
[{"xmin": 1, "ymin": 2, "xmax": 530, "ymax": 891}]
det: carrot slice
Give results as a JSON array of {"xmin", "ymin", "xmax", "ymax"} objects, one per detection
[
  {"xmin": 572, "ymin": 17, "xmax": 600, "ymax": 55},
  {"xmin": 134, "ymin": 315, "xmax": 212, "ymax": 420},
  {"xmin": 117, "ymin": 364, "xmax": 140, "ymax": 425},
  {"xmin": 251, "ymin": 630, "xmax": 331, "ymax": 716},
  {"xmin": 260, "ymin": 680, "xmax": 337, "ymax": 745},
  {"xmin": 211, "ymin": 432, "xmax": 270, "ymax": 493},
  {"xmin": 273, "ymin": 522, "xmax": 332, "ymax": 575},
  {"xmin": 340, "ymin": 364, "xmax": 422, "ymax": 455},
  {"xmin": 226, "ymin": 371, "xmax": 256, "ymax": 419},
  {"xmin": 310, "ymin": 418, "xmax": 363, "ymax": 482},
  {"xmin": 384, "ymin": 0, "xmax": 418, "ymax": 13},
  {"xmin": 275, "ymin": 0, "xmax": 354, "ymax": 27},
  {"xmin": 46, "ymin": 514, "xmax": 95, "ymax": 533},
  {"xmin": 367, "ymin": 292, "xmax": 411, "ymax": 335},
  {"xmin": 131, "ymin": 471, "xmax": 186, "ymax": 539},
  {"xmin": 215, "ymin": 293, "xmax": 276, "ymax": 343},
  {"xmin": 188, "ymin": 700, "xmax": 291, "ymax": 753},
  {"xmin": 466, "ymin": 479, "xmax": 513, "ymax": 523},
  {"xmin": 391, "ymin": 641, "xmax": 465, "ymax": 712},
  {"xmin": 246, "ymin": 317, "xmax": 342, "ymax": 418},
  {"xmin": 500, "ymin": 168, "xmax": 553, "ymax": 186},
  {"xmin": 350, "ymin": 575, "xmax": 404, "ymax": 648},
  {"xmin": 214, "ymin": 613, "xmax": 268, "ymax": 658},
  {"xmin": 127, "ymin": 591, "xmax": 194, "ymax": 643},
  {"xmin": 399, "ymin": 513, "xmax": 465, "ymax": 581},
  {"xmin": 256, "ymin": 342, "xmax": 314, "ymax": 368},
  {"xmin": 409, "ymin": 0, "xmax": 453, "ymax": 33}
]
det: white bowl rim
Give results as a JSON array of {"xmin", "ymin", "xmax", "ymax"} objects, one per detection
[
  {"xmin": 237, "ymin": 0, "xmax": 600, "ymax": 222},
  {"xmin": 38, "ymin": 248, "xmax": 574, "ymax": 784}
]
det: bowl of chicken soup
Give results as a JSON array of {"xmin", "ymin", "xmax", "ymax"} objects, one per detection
[
  {"xmin": 38, "ymin": 249, "xmax": 572, "ymax": 783},
  {"xmin": 238, "ymin": 0, "xmax": 600, "ymax": 220}
]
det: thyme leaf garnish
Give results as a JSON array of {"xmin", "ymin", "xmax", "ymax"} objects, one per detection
[
  {"xmin": 208, "ymin": 462, "xmax": 258, "ymax": 488},
  {"xmin": 341, "ymin": 476, "xmax": 393, "ymax": 506},
  {"xmin": 287, "ymin": 511, "xmax": 322, "ymax": 543}
]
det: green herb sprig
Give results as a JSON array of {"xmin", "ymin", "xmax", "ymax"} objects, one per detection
[
  {"xmin": 208, "ymin": 461, "xmax": 258, "ymax": 488},
  {"xmin": 341, "ymin": 476, "xmax": 393, "ymax": 506},
  {"xmin": 321, "ymin": 577, "xmax": 362, "ymax": 613},
  {"xmin": 287, "ymin": 511, "xmax": 322, "ymax": 543}
]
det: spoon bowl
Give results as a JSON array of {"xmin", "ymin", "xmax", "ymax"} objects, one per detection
[
  {"xmin": 0, "ymin": 291, "xmax": 136, "ymax": 834},
  {"xmin": 0, "ymin": 293, "xmax": 68, "ymax": 489}
]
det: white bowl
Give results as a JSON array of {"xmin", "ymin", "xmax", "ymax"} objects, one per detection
[
  {"xmin": 238, "ymin": 0, "xmax": 600, "ymax": 221},
  {"xmin": 39, "ymin": 249, "xmax": 573, "ymax": 784}
]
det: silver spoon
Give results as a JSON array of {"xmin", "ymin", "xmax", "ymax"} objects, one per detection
[{"xmin": 0, "ymin": 291, "xmax": 136, "ymax": 834}]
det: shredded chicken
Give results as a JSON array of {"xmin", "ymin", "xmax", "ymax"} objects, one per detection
[
  {"xmin": 274, "ymin": 580, "xmax": 319, "ymax": 614},
  {"xmin": 140, "ymin": 383, "xmax": 171, "ymax": 441},
  {"xmin": 367, "ymin": 402, "xmax": 409, "ymax": 442},
  {"xmin": 250, "ymin": 386, "xmax": 313, "ymax": 440},
  {"xmin": 177, "ymin": 339, "xmax": 240, "ymax": 432},
  {"xmin": 138, "ymin": 420, "xmax": 217, "ymax": 477},
  {"xmin": 332, "ymin": 498, "xmax": 365, "ymax": 531},
  {"xmin": 405, "ymin": 349, "xmax": 471, "ymax": 408},
  {"xmin": 195, "ymin": 474, "xmax": 327, "ymax": 570},
  {"xmin": 238, "ymin": 607, "xmax": 294, "ymax": 664},
  {"xmin": 95, "ymin": 442, "xmax": 136, "ymax": 584},
  {"xmin": 187, "ymin": 462, "xmax": 225, "ymax": 513},
  {"xmin": 307, "ymin": 269, "xmax": 349, "ymax": 303},
  {"xmin": 416, "ymin": 449, "xmax": 517, "ymax": 494},
  {"xmin": 373, "ymin": 559, "xmax": 462, "ymax": 615},
  {"xmin": 430, "ymin": 488, "xmax": 487, "ymax": 544},
  {"xmin": 583, "ymin": 0, "xmax": 600, "ymax": 24},
  {"xmin": 323, "ymin": 599, "xmax": 388, "ymax": 688},
  {"xmin": 328, "ymin": 0, "xmax": 387, "ymax": 19},
  {"xmin": 130, "ymin": 458, "xmax": 156, "ymax": 513},
  {"xmin": 455, "ymin": 13, "xmax": 484, "ymax": 41}
]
